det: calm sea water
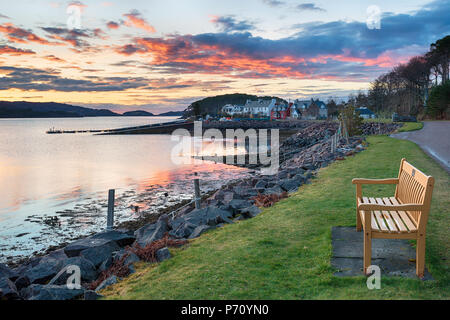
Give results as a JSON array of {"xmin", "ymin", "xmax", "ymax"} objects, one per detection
[{"xmin": 0, "ymin": 117, "xmax": 249, "ymax": 262}]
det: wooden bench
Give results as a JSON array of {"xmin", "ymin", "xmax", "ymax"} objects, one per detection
[{"xmin": 352, "ymin": 158, "xmax": 435, "ymax": 278}]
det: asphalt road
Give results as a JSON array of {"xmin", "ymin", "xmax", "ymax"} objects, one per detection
[{"xmin": 391, "ymin": 121, "xmax": 450, "ymax": 173}]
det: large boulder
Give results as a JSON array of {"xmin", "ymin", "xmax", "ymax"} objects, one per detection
[
  {"xmin": 64, "ymin": 230, "xmax": 135, "ymax": 257},
  {"xmin": 263, "ymin": 185, "xmax": 285, "ymax": 195},
  {"xmin": 0, "ymin": 277, "xmax": 19, "ymax": 300},
  {"xmin": 135, "ymin": 215, "xmax": 169, "ymax": 247},
  {"xmin": 113, "ymin": 250, "xmax": 140, "ymax": 266},
  {"xmin": 287, "ymin": 167, "xmax": 305, "ymax": 178},
  {"xmin": 254, "ymin": 179, "xmax": 268, "ymax": 189},
  {"xmin": 186, "ymin": 206, "xmax": 233, "ymax": 226},
  {"xmin": 277, "ymin": 170, "xmax": 290, "ymax": 180},
  {"xmin": 95, "ymin": 275, "xmax": 117, "ymax": 292},
  {"xmin": 22, "ymin": 284, "xmax": 84, "ymax": 300},
  {"xmin": 99, "ymin": 256, "xmax": 113, "ymax": 273},
  {"xmin": 170, "ymin": 206, "xmax": 234, "ymax": 239},
  {"xmin": 169, "ymin": 221, "xmax": 197, "ymax": 239},
  {"xmin": 156, "ymin": 247, "xmax": 171, "ymax": 262},
  {"xmin": 48, "ymin": 257, "xmax": 98, "ymax": 285},
  {"xmin": 0, "ymin": 264, "xmax": 19, "ymax": 281},
  {"xmin": 228, "ymin": 199, "xmax": 254, "ymax": 213},
  {"xmin": 84, "ymin": 290, "xmax": 103, "ymax": 300},
  {"xmin": 233, "ymin": 185, "xmax": 258, "ymax": 198},
  {"xmin": 90, "ymin": 230, "xmax": 135, "ymax": 247},
  {"xmin": 23, "ymin": 258, "xmax": 66, "ymax": 285},
  {"xmin": 239, "ymin": 206, "xmax": 262, "ymax": 218},
  {"xmin": 188, "ymin": 225, "xmax": 215, "ymax": 239},
  {"xmin": 80, "ymin": 241, "xmax": 120, "ymax": 268},
  {"xmin": 14, "ymin": 275, "xmax": 31, "ymax": 291},
  {"xmin": 279, "ymin": 178, "xmax": 302, "ymax": 192}
]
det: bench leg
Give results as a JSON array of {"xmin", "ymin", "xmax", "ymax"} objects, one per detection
[
  {"xmin": 355, "ymin": 185, "xmax": 362, "ymax": 232},
  {"xmin": 364, "ymin": 231, "xmax": 372, "ymax": 275},
  {"xmin": 356, "ymin": 209, "xmax": 362, "ymax": 232},
  {"xmin": 416, "ymin": 235, "xmax": 426, "ymax": 278}
]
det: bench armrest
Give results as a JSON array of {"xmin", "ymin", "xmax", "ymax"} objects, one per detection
[
  {"xmin": 352, "ymin": 178, "xmax": 399, "ymax": 185},
  {"xmin": 358, "ymin": 203, "xmax": 424, "ymax": 211}
]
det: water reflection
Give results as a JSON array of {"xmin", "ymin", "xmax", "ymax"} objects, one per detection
[{"xmin": 0, "ymin": 117, "xmax": 250, "ymax": 262}]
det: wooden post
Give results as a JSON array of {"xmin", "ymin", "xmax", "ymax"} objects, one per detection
[
  {"xmin": 107, "ymin": 189, "xmax": 115, "ymax": 231},
  {"xmin": 194, "ymin": 173, "xmax": 201, "ymax": 209}
]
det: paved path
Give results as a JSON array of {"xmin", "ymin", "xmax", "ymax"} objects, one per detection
[{"xmin": 391, "ymin": 121, "xmax": 450, "ymax": 173}]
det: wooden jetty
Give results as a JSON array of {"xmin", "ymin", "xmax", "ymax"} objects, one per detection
[{"xmin": 46, "ymin": 120, "xmax": 194, "ymax": 135}]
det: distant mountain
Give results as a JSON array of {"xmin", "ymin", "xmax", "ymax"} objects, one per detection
[
  {"xmin": 156, "ymin": 111, "xmax": 183, "ymax": 117},
  {"xmin": 183, "ymin": 93, "xmax": 287, "ymax": 118},
  {"xmin": 0, "ymin": 101, "xmax": 119, "ymax": 118},
  {"xmin": 122, "ymin": 110, "xmax": 155, "ymax": 116}
]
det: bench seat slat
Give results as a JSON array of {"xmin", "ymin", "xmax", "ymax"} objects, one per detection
[
  {"xmin": 376, "ymin": 198, "xmax": 398, "ymax": 232},
  {"xmin": 383, "ymin": 198, "xmax": 408, "ymax": 232},
  {"xmin": 389, "ymin": 197, "xmax": 417, "ymax": 232},
  {"xmin": 358, "ymin": 197, "xmax": 416, "ymax": 233}
]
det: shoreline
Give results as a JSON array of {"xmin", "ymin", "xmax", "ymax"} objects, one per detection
[{"xmin": 0, "ymin": 121, "xmax": 402, "ymax": 300}]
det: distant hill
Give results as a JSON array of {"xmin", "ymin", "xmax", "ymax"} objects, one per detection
[
  {"xmin": 183, "ymin": 93, "xmax": 287, "ymax": 118},
  {"xmin": 0, "ymin": 101, "xmax": 119, "ymax": 118},
  {"xmin": 122, "ymin": 110, "xmax": 155, "ymax": 116},
  {"xmin": 156, "ymin": 111, "xmax": 183, "ymax": 117}
]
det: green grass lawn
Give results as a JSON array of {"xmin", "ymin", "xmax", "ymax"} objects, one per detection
[
  {"xmin": 397, "ymin": 122, "xmax": 424, "ymax": 132},
  {"xmin": 103, "ymin": 135, "xmax": 449, "ymax": 300}
]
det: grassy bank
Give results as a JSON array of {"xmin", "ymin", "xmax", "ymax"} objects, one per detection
[
  {"xmin": 103, "ymin": 135, "xmax": 449, "ymax": 300},
  {"xmin": 363, "ymin": 118, "xmax": 424, "ymax": 133},
  {"xmin": 397, "ymin": 122, "xmax": 424, "ymax": 132}
]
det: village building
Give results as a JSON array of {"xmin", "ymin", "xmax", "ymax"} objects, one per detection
[
  {"xmin": 221, "ymin": 99, "xmax": 277, "ymax": 118},
  {"xmin": 294, "ymin": 98, "xmax": 328, "ymax": 120},
  {"xmin": 356, "ymin": 107, "xmax": 376, "ymax": 119},
  {"xmin": 221, "ymin": 98, "xmax": 328, "ymax": 120},
  {"xmin": 270, "ymin": 102, "xmax": 292, "ymax": 120}
]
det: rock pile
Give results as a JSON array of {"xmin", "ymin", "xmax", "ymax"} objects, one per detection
[
  {"xmin": 204, "ymin": 120, "xmax": 312, "ymax": 131},
  {"xmin": 360, "ymin": 122, "xmax": 402, "ymax": 135}
]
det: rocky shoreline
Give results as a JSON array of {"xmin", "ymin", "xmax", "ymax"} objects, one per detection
[{"xmin": 0, "ymin": 121, "xmax": 401, "ymax": 300}]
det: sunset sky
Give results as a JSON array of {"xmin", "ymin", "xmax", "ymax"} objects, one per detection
[{"xmin": 0, "ymin": 0, "xmax": 449, "ymax": 113}]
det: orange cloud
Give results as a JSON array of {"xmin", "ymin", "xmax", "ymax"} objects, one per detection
[
  {"xmin": 107, "ymin": 21, "xmax": 120, "ymax": 29},
  {"xmin": 0, "ymin": 23, "xmax": 57, "ymax": 45},
  {"xmin": 0, "ymin": 45, "xmax": 35, "ymax": 55},
  {"xmin": 123, "ymin": 11, "xmax": 156, "ymax": 33}
]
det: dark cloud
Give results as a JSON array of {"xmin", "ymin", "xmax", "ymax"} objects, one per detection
[
  {"xmin": 0, "ymin": 66, "xmax": 148, "ymax": 92},
  {"xmin": 296, "ymin": 3, "xmax": 326, "ymax": 12},
  {"xmin": 41, "ymin": 27, "xmax": 90, "ymax": 47},
  {"xmin": 211, "ymin": 15, "xmax": 255, "ymax": 33}
]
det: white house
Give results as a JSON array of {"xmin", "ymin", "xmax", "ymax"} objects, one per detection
[
  {"xmin": 221, "ymin": 99, "xmax": 277, "ymax": 117},
  {"xmin": 221, "ymin": 104, "xmax": 245, "ymax": 116}
]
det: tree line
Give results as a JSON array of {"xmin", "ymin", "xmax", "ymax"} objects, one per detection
[{"xmin": 326, "ymin": 35, "xmax": 450, "ymax": 120}]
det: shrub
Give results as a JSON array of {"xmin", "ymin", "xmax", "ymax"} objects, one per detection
[
  {"xmin": 427, "ymin": 81, "xmax": 450, "ymax": 119},
  {"xmin": 339, "ymin": 105, "xmax": 363, "ymax": 136}
]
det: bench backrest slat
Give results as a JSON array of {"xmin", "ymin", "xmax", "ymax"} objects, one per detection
[{"xmin": 395, "ymin": 159, "xmax": 434, "ymax": 228}]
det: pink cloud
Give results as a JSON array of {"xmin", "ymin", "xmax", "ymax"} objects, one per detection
[{"xmin": 123, "ymin": 11, "xmax": 156, "ymax": 33}]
